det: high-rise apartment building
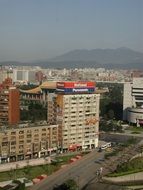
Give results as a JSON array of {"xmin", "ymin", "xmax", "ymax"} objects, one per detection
[
  {"xmin": 47, "ymin": 81, "xmax": 100, "ymax": 151},
  {"xmin": 0, "ymin": 78, "xmax": 20, "ymax": 125},
  {"xmin": 123, "ymin": 77, "xmax": 143, "ymax": 125}
]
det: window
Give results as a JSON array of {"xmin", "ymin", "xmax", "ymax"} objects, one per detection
[
  {"xmin": 27, "ymin": 130, "xmax": 31, "ymax": 133},
  {"xmin": 19, "ymin": 135, "xmax": 24, "ymax": 139},
  {"xmin": 19, "ymin": 145, "xmax": 24, "ymax": 149},
  {"xmin": 11, "ymin": 141, "xmax": 16, "ymax": 145},
  {"xmin": 19, "ymin": 130, "xmax": 24, "ymax": 134},
  {"xmin": 19, "ymin": 140, "xmax": 24, "ymax": 144},
  {"xmin": 27, "ymin": 134, "xmax": 32, "ymax": 138},
  {"xmin": 11, "ymin": 131, "xmax": 16, "ymax": 135},
  {"xmin": 72, "ymin": 97, "xmax": 77, "ymax": 100}
]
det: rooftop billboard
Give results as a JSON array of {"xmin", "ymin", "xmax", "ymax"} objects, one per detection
[{"xmin": 57, "ymin": 81, "xmax": 95, "ymax": 89}]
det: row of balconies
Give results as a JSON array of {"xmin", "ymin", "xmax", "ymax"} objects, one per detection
[
  {"xmin": 64, "ymin": 102, "xmax": 94, "ymax": 106},
  {"xmin": 0, "ymin": 118, "xmax": 8, "ymax": 122},
  {"xmin": 0, "ymin": 99, "xmax": 9, "ymax": 103},
  {"xmin": 4, "ymin": 131, "xmax": 54, "ymax": 139},
  {"xmin": 0, "ymin": 98, "xmax": 9, "ymax": 101},
  {"xmin": 1, "ymin": 135, "xmax": 56, "ymax": 144},
  {"xmin": 0, "ymin": 143, "xmax": 52, "ymax": 152},
  {"xmin": 0, "ymin": 112, "xmax": 8, "ymax": 116},
  {"xmin": 64, "ymin": 97, "xmax": 97, "ymax": 102},
  {"xmin": 64, "ymin": 105, "xmax": 97, "ymax": 110},
  {"xmin": 64, "ymin": 109, "xmax": 97, "ymax": 114},
  {"xmin": 2, "ymin": 134, "xmax": 50, "ymax": 142}
]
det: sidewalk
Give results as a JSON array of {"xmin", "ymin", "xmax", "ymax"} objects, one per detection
[
  {"xmin": 0, "ymin": 157, "xmax": 51, "ymax": 172},
  {"xmin": 103, "ymin": 171, "xmax": 143, "ymax": 184},
  {"xmin": 0, "ymin": 149, "xmax": 95, "ymax": 172},
  {"xmin": 0, "ymin": 178, "xmax": 33, "ymax": 187}
]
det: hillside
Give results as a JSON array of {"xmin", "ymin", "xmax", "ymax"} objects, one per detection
[
  {"xmin": 0, "ymin": 47, "xmax": 143, "ymax": 69},
  {"xmin": 51, "ymin": 47, "xmax": 143, "ymax": 65}
]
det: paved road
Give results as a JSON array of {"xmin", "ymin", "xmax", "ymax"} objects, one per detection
[
  {"xmin": 31, "ymin": 150, "xmax": 105, "ymax": 190},
  {"xmin": 30, "ymin": 139, "xmax": 143, "ymax": 190},
  {"xmin": 83, "ymin": 143, "xmax": 143, "ymax": 189}
]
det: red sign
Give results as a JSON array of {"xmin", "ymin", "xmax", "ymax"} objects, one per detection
[{"xmin": 57, "ymin": 81, "xmax": 95, "ymax": 89}]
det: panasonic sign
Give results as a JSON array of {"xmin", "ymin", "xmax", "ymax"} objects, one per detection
[{"xmin": 72, "ymin": 88, "xmax": 89, "ymax": 92}]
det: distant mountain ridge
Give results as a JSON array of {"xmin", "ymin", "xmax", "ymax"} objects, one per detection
[
  {"xmin": 0, "ymin": 47, "xmax": 143, "ymax": 69},
  {"xmin": 51, "ymin": 47, "xmax": 143, "ymax": 64}
]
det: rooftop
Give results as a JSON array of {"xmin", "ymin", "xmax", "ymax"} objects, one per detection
[
  {"xmin": 20, "ymin": 81, "xmax": 57, "ymax": 94},
  {"xmin": 0, "ymin": 121, "xmax": 58, "ymax": 132}
]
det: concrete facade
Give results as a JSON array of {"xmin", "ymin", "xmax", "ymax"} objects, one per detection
[
  {"xmin": 56, "ymin": 93, "xmax": 100, "ymax": 151},
  {"xmin": 123, "ymin": 77, "xmax": 143, "ymax": 125},
  {"xmin": 0, "ymin": 78, "xmax": 20, "ymax": 125},
  {"xmin": 0, "ymin": 124, "xmax": 58, "ymax": 163}
]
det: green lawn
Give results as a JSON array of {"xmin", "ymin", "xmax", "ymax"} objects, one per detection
[
  {"xmin": 107, "ymin": 157, "xmax": 143, "ymax": 177},
  {"xmin": 104, "ymin": 150, "xmax": 119, "ymax": 159},
  {"xmin": 0, "ymin": 154, "xmax": 83, "ymax": 182},
  {"xmin": 107, "ymin": 168, "xmax": 143, "ymax": 177},
  {"xmin": 131, "ymin": 131, "xmax": 141, "ymax": 134},
  {"xmin": 128, "ymin": 126, "xmax": 143, "ymax": 132},
  {"xmin": 56, "ymin": 154, "xmax": 81, "ymax": 163},
  {"xmin": 0, "ymin": 164, "xmax": 60, "ymax": 182}
]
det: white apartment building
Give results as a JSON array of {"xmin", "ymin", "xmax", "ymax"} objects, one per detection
[
  {"xmin": 13, "ymin": 69, "xmax": 36, "ymax": 83},
  {"xmin": 55, "ymin": 81, "xmax": 100, "ymax": 151},
  {"xmin": 123, "ymin": 77, "xmax": 143, "ymax": 125}
]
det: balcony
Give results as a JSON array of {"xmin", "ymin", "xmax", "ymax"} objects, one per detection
[
  {"xmin": 0, "ymin": 114, "xmax": 8, "ymax": 118},
  {"xmin": 19, "ymin": 150, "xmax": 24, "ymax": 154}
]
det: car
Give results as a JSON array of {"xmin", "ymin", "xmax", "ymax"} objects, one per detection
[
  {"xmin": 99, "ymin": 158, "xmax": 105, "ymax": 162},
  {"xmin": 94, "ymin": 160, "xmax": 101, "ymax": 164},
  {"xmin": 98, "ymin": 147, "xmax": 102, "ymax": 152},
  {"xmin": 94, "ymin": 157, "xmax": 105, "ymax": 164}
]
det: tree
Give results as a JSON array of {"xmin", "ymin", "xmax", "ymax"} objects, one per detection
[
  {"xmin": 107, "ymin": 109, "xmax": 115, "ymax": 119},
  {"xmin": 21, "ymin": 102, "xmax": 47, "ymax": 121},
  {"xmin": 23, "ymin": 165, "xmax": 31, "ymax": 179},
  {"xmin": 53, "ymin": 179, "xmax": 78, "ymax": 190},
  {"xmin": 65, "ymin": 179, "xmax": 78, "ymax": 190},
  {"xmin": 12, "ymin": 180, "xmax": 25, "ymax": 190},
  {"xmin": 97, "ymin": 82, "xmax": 123, "ymax": 120}
]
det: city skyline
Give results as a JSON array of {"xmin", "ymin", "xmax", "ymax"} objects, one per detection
[{"xmin": 0, "ymin": 0, "xmax": 143, "ymax": 62}]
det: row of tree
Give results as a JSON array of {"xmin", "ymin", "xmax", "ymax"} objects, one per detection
[
  {"xmin": 53, "ymin": 179, "xmax": 78, "ymax": 190},
  {"xmin": 98, "ymin": 82, "xmax": 123, "ymax": 120},
  {"xmin": 20, "ymin": 102, "xmax": 47, "ymax": 122}
]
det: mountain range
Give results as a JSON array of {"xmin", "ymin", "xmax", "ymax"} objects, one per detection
[{"xmin": 1, "ymin": 47, "xmax": 143, "ymax": 69}]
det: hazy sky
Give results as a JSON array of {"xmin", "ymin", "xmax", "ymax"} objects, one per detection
[{"xmin": 0, "ymin": 0, "xmax": 143, "ymax": 62}]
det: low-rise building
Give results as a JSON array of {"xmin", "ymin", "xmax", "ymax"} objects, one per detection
[
  {"xmin": 123, "ymin": 77, "xmax": 143, "ymax": 125},
  {"xmin": 0, "ymin": 123, "xmax": 58, "ymax": 163},
  {"xmin": 20, "ymin": 81, "xmax": 56, "ymax": 105}
]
